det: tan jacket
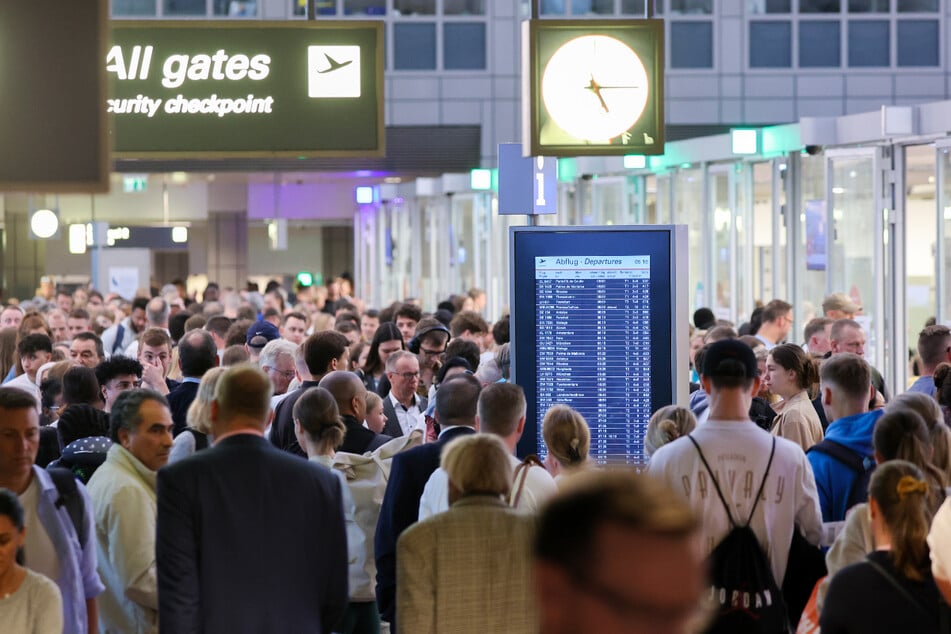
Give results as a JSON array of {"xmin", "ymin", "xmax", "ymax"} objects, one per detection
[
  {"xmin": 397, "ymin": 496, "xmax": 538, "ymax": 634},
  {"xmin": 771, "ymin": 390, "xmax": 824, "ymax": 452}
]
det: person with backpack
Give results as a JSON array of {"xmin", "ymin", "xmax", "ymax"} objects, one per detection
[
  {"xmin": 821, "ymin": 461, "xmax": 945, "ymax": 633},
  {"xmin": 808, "ymin": 353, "xmax": 885, "ymax": 522},
  {"xmin": 648, "ymin": 339, "xmax": 822, "ymax": 632},
  {"xmin": 0, "ymin": 386, "xmax": 104, "ymax": 634}
]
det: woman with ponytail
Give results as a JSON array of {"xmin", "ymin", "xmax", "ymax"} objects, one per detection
[
  {"xmin": 821, "ymin": 461, "xmax": 942, "ymax": 633},
  {"xmin": 541, "ymin": 405, "xmax": 592, "ymax": 483},
  {"xmin": 819, "ymin": 407, "xmax": 946, "ymax": 612},
  {"xmin": 644, "ymin": 405, "xmax": 696, "ymax": 459},
  {"xmin": 890, "ymin": 391, "xmax": 951, "ymax": 486},
  {"xmin": 763, "ymin": 343, "xmax": 824, "ymax": 451}
]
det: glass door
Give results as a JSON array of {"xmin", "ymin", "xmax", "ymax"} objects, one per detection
[
  {"xmin": 936, "ymin": 144, "xmax": 951, "ymax": 326},
  {"xmin": 825, "ymin": 147, "xmax": 886, "ymax": 371},
  {"xmin": 903, "ymin": 145, "xmax": 937, "ymax": 358}
]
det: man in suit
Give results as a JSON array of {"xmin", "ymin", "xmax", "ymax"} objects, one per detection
[
  {"xmin": 319, "ymin": 371, "xmax": 391, "ymax": 454},
  {"xmin": 166, "ymin": 329, "xmax": 218, "ymax": 436},
  {"xmin": 375, "ymin": 373, "xmax": 480, "ymax": 630},
  {"xmin": 156, "ymin": 364, "xmax": 348, "ymax": 633},
  {"xmin": 381, "ymin": 351, "xmax": 428, "ymax": 439},
  {"xmin": 270, "ymin": 331, "xmax": 350, "ymax": 457}
]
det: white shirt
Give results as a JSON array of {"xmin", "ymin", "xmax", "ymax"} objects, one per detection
[
  {"xmin": 5, "ymin": 373, "xmax": 40, "ymax": 409},
  {"xmin": 418, "ymin": 451, "xmax": 558, "ymax": 521},
  {"xmin": 648, "ymin": 419, "xmax": 823, "ymax": 584},
  {"xmin": 929, "ymin": 498, "xmax": 951, "ymax": 580},
  {"xmin": 389, "ymin": 391, "xmax": 425, "ymax": 436},
  {"xmin": 18, "ymin": 476, "xmax": 61, "ymax": 583}
]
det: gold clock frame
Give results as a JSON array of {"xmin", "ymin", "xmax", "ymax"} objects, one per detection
[{"xmin": 522, "ymin": 19, "xmax": 665, "ymax": 157}]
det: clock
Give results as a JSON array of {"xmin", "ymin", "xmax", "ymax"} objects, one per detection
[{"xmin": 523, "ymin": 20, "xmax": 665, "ymax": 157}]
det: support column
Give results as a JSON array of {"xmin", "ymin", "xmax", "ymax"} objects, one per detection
[{"xmin": 206, "ymin": 210, "xmax": 248, "ymax": 290}]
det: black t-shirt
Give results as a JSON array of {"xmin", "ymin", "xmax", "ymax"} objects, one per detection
[{"xmin": 821, "ymin": 550, "xmax": 942, "ymax": 634}]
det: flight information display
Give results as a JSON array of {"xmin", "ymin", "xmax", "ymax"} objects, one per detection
[{"xmin": 511, "ymin": 227, "xmax": 687, "ymax": 465}]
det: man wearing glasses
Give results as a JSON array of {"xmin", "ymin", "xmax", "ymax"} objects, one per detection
[
  {"xmin": 259, "ymin": 339, "xmax": 299, "ymax": 398},
  {"xmin": 754, "ymin": 299, "xmax": 794, "ymax": 350},
  {"xmin": 411, "ymin": 317, "xmax": 450, "ymax": 396},
  {"xmin": 95, "ymin": 356, "xmax": 144, "ymax": 413},
  {"xmin": 382, "ymin": 351, "xmax": 428, "ymax": 439}
]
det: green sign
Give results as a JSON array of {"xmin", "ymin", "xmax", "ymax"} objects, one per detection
[{"xmin": 108, "ymin": 22, "xmax": 384, "ymax": 158}]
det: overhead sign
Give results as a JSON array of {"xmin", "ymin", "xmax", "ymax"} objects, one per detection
[
  {"xmin": 0, "ymin": 2, "xmax": 109, "ymax": 192},
  {"xmin": 498, "ymin": 143, "xmax": 557, "ymax": 215},
  {"xmin": 108, "ymin": 21, "xmax": 384, "ymax": 158},
  {"xmin": 522, "ymin": 19, "xmax": 665, "ymax": 157}
]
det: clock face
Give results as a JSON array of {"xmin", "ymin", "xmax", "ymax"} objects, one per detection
[{"xmin": 540, "ymin": 35, "xmax": 650, "ymax": 144}]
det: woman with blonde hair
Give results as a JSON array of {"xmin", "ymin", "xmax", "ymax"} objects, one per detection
[
  {"xmin": 542, "ymin": 404, "xmax": 592, "ymax": 481},
  {"xmin": 645, "ymin": 405, "xmax": 696, "ymax": 458},
  {"xmin": 821, "ymin": 461, "xmax": 943, "ymax": 632},
  {"xmin": 168, "ymin": 367, "xmax": 226, "ymax": 463}
]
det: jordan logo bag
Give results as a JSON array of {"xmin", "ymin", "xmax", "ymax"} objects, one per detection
[{"xmin": 688, "ymin": 435, "xmax": 789, "ymax": 634}]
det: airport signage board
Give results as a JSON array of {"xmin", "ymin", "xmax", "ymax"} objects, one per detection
[
  {"xmin": 0, "ymin": 1, "xmax": 109, "ymax": 192},
  {"xmin": 109, "ymin": 22, "xmax": 384, "ymax": 158},
  {"xmin": 522, "ymin": 19, "xmax": 665, "ymax": 157}
]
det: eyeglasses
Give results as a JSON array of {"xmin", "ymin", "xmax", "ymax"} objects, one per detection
[
  {"xmin": 390, "ymin": 371, "xmax": 420, "ymax": 381},
  {"xmin": 268, "ymin": 368, "xmax": 296, "ymax": 380},
  {"xmin": 419, "ymin": 347, "xmax": 446, "ymax": 358}
]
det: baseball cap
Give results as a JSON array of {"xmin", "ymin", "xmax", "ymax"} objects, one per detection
[
  {"xmin": 822, "ymin": 292, "xmax": 860, "ymax": 315},
  {"xmin": 701, "ymin": 339, "xmax": 759, "ymax": 380},
  {"xmin": 246, "ymin": 320, "xmax": 280, "ymax": 348}
]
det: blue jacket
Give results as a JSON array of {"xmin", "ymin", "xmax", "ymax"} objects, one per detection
[{"xmin": 808, "ymin": 409, "xmax": 884, "ymax": 522}]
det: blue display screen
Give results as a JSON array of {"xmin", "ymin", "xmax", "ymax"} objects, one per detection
[{"xmin": 512, "ymin": 228, "xmax": 675, "ymax": 465}]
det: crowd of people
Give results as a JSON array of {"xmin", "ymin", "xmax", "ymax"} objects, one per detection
[{"xmin": 5, "ymin": 278, "xmax": 951, "ymax": 633}]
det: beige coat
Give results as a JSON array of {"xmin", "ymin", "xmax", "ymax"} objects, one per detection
[
  {"xmin": 397, "ymin": 495, "xmax": 537, "ymax": 634},
  {"xmin": 771, "ymin": 390, "xmax": 824, "ymax": 452}
]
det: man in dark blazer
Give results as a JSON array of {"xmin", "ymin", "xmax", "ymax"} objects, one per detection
[
  {"xmin": 319, "ymin": 371, "xmax": 391, "ymax": 454},
  {"xmin": 375, "ymin": 373, "xmax": 480, "ymax": 631},
  {"xmin": 381, "ymin": 351, "xmax": 428, "ymax": 439},
  {"xmin": 166, "ymin": 329, "xmax": 218, "ymax": 436},
  {"xmin": 270, "ymin": 330, "xmax": 350, "ymax": 457},
  {"xmin": 157, "ymin": 364, "xmax": 348, "ymax": 633}
]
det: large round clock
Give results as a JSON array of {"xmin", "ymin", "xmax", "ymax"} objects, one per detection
[{"xmin": 540, "ymin": 34, "xmax": 650, "ymax": 144}]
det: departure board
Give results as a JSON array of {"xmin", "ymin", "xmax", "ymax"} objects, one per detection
[
  {"xmin": 535, "ymin": 256, "xmax": 652, "ymax": 463},
  {"xmin": 511, "ymin": 227, "xmax": 688, "ymax": 466}
]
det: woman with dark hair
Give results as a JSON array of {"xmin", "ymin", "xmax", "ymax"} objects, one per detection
[
  {"xmin": 0, "ymin": 489, "xmax": 63, "ymax": 633},
  {"xmin": 360, "ymin": 322, "xmax": 404, "ymax": 396},
  {"xmin": 56, "ymin": 365, "xmax": 109, "ymax": 449},
  {"xmin": 821, "ymin": 461, "xmax": 943, "ymax": 633},
  {"xmin": 820, "ymin": 407, "xmax": 947, "ymax": 612},
  {"xmin": 764, "ymin": 343, "xmax": 824, "ymax": 451}
]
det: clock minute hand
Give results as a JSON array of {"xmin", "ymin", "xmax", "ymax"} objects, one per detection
[{"xmin": 584, "ymin": 77, "xmax": 610, "ymax": 113}]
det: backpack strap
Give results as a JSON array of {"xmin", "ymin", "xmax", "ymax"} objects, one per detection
[
  {"xmin": 111, "ymin": 323, "xmax": 126, "ymax": 355},
  {"xmin": 807, "ymin": 439, "xmax": 865, "ymax": 473},
  {"xmin": 47, "ymin": 467, "xmax": 86, "ymax": 546},
  {"xmin": 509, "ymin": 454, "xmax": 543, "ymax": 508},
  {"xmin": 688, "ymin": 435, "xmax": 776, "ymax": 529},
  {"xmin": 186, "ymin": 428, "xmax": 209, "ymax": 451}
]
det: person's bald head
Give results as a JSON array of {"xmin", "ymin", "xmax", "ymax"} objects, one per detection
[{"xmin": 318, "ymin": 370, "xmax": 367, "ymax": 420}]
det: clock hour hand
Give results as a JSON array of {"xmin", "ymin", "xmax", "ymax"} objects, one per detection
[{"xmin": 584, "ymin": 76, "xmax": 610, "ymax": 113}]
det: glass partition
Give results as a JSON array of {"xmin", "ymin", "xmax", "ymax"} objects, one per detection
[
  {"xmin": 751, "ymin": 161, "xmax": 776, "ymax": 304},
  {"xmin": 938, "ymin": 147, "xmax": 951, "ymax": 325},
  {"xmin": 709, "ymin": 167, "xmax": 734, "ymax": 321},
  {"xmin": 797, "ymin": 153, "xmax": 827, "ymax": 323},
  {"xmin": 903, "ymin": 145, "xmax": 936, "ymax": 349},
  {"xmin": 674, "ymin": 167, "xmax": 706, "ymax": 314}
]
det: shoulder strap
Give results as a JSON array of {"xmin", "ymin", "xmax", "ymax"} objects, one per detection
[
  {"xmin": 47, "ymin": 468, "xmax": 86, "ymax": 546},
  {"xmin": 187, "ymin": 428, "xmax": 209, "ymax": 451},
  {"xmin": 866, "ymin": 558, "xmax": 934, "ymax": 622},
  {"xmin": 509, "ymin": 454, "xmax": 544, "ymax": 508},
  {"xmin": 688, "ymin": 435, "xmax": 775, "ymax": 528},
  {"xmin": 112, "ymin": 323, "xmax": 126, "ymax": 355},
  {"xmin": 807, "ymin": 439, "xmax": 865, "ymax": 473},
  {"xmin": 687, "ymin": 435, "xmax": 737, "ymax": 528}
]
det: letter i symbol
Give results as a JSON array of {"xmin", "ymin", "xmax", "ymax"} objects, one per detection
[{"xmin": 139, "ymin": 46, "xmax": 154, "ymax": 80}]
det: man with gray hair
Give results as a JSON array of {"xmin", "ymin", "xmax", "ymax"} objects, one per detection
[
  {"xmin": 87, "ymin": 389, "xmax": 173, "ymax": 634},
  {"xmin": 259, "ymin": 339, "xmax": 298, "ymax": 397}
]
